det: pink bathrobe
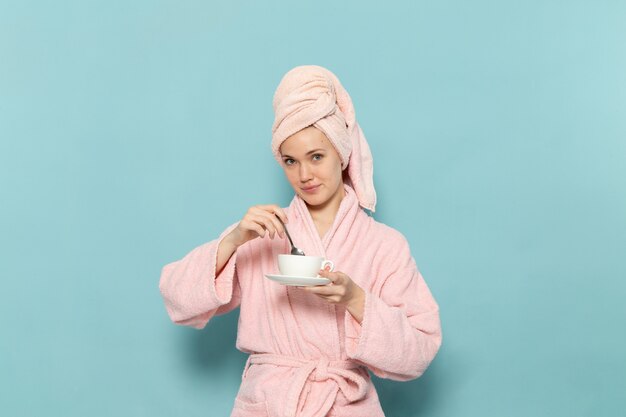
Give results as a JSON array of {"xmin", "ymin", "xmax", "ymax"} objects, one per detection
[{"xmin": 159, "ymin": 185, "xmax": 442, "ymax": 417}]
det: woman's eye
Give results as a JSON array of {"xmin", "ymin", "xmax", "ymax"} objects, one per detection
[
  {"xmin": 284, "ymin": 159, "xmax": 295, "ymax": 166},
  {"xmin": 312, "ymin": 154, "xmax": 323, "ymax": 161}
]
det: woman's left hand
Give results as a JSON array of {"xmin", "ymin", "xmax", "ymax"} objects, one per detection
[{"xmin": 303, "ymin": 268, "xmax": 366, "ymax": 323}]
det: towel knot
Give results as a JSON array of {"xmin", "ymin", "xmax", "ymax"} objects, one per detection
[
  {"xmin": 312, "ymin": 358, "xmax": 330, "ymax": 381},
  {"xmin": 246, "ymin": 353, "xmax": 369, "ymax": 417}
]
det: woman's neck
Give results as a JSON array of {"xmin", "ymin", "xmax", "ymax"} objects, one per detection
[{"xmin": 306, "ymin": 185, "xmax": 345, "ymax": 239}]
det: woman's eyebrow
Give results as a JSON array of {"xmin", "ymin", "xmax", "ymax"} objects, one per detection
[{"xmin": 281, "ymin": 149, "xmax": 325, "ymax": 159}]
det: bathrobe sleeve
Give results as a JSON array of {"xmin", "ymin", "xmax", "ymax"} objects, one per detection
[
  {"xmin": 159, "ymin": 224, "xmax": 241, "ymax": 329},
  {"xmin": 344, "ymin": 230, "xmax": 442, "ymax": 381}
]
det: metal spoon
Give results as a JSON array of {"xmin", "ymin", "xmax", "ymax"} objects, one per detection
[{"xmin": 275, "ymin": 215, "xmax": 305, "ymax": 256}]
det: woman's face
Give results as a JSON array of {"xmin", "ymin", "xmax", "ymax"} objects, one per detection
[{"xmin": 279, "ymin": 126, "xmax": 344, "ymax": 209}]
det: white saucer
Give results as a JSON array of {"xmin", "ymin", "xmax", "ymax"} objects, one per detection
[{"xmin": 265, "ymin": 274, "xmax": 330, "ymax": 287}]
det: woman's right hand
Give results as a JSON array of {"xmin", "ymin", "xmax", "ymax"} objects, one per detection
[{"xmin": 227, "ymin": 205, "xmax": 288, "ymax": 248}]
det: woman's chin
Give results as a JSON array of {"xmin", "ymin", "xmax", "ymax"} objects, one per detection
[{"xmin": 301, "ymin": 194, "xmax": 328, "ymax": 207}]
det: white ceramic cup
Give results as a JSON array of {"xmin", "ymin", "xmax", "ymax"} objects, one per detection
[{"xmin": 278, "ymin": 254, "xmax": 335, "ymax": 277}]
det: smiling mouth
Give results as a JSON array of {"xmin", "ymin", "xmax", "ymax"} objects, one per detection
[{"xmin": 301, "ymin": 185, "xmax": 320, "ymax": 193}]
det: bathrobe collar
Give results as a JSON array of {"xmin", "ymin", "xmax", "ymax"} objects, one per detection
[{"xmin": 289, "ymin": 183, "xmax": 362, "ymax": 256}]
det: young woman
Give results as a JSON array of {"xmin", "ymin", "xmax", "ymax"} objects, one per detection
[{"xmin": 159, "ymin": 65, "xmax": 442, "ymax": 417}]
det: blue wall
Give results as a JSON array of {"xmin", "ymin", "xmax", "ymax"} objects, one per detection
[{"xmin": 1, "ymin": 1, "xmax": 625, "ymax": 416}]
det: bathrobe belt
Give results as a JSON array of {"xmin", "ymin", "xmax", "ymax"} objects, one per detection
[{"xmin": 244, "ymin": 353, "xmax": 369, "ymax": 417}]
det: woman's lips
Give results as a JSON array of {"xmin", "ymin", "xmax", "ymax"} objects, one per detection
[{"xmin": 301, "ymin": 185, "xmax": 320, "ymax": 193}]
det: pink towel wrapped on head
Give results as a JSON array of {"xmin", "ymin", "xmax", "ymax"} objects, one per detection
[{"xmin": 271, "ymin": 65, "xmax": 377, "ymax": 212}]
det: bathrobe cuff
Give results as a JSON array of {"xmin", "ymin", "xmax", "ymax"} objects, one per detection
[
  {"xmin": 344, "ymin": 291, "xmax": 371, "ymax": 357},
  {"xmin": 343, "ymin": 287, "xmax": 440, "ymax": 381},
  {"xmin": 159, "ymin": 223, "xmax": 241, "ymax": 329},
  {"xmin": 212, "ymin": 227, "xmax": 238, "ymax": 304}
]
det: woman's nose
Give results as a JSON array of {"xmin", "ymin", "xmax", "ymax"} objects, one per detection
[{"xmin": 299, "ymin": 163, "xmax": 313, "ymax": 182}]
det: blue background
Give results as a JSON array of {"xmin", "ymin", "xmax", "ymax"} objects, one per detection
[{"xmin": 1, "ymin": 1, "xmax": 625, "ymax": 416}]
